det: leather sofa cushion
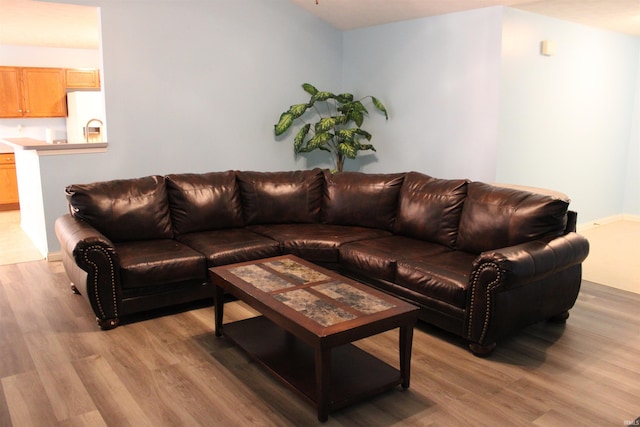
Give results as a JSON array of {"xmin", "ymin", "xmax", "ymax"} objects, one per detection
[
  {"xmin": 237, "ymin": 169, "xmax": 324, "ymax": 225},
  {"xmin": 166, "ymin": 171, "xmax": 244, "ymax": 234},
  {"xmin": 396, "ymin": 250, "xmax": 478, "ymax": 309},
  {"xmin": 340, "ymin": 236, "xmax": 450, "ymax": 282},
  {"xmin": 457, "ymin": 182, "xmax": 569, "ymax": 253},
  {"xmin": 115, "ymin": 239, "xmax": 207, "ymax": 289},
  {"xmin": 66, "ymin": 175, "xmax": 173, "ymax": 242},
  {"xmin": 394, "ymin": 172, "xmax": 468, "ymax": 248},
  {"xmin": 177, "ymin": 228, "xmax": 281, "ymax": 266},
  {"xmin": 249, "ymin": 223, "xmax": 391, "ymax": 263},
  {"xmin": 322, "ymin": 171, "xmax": 404, "ymax": 230}
]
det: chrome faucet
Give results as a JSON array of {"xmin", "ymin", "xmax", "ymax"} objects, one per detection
[{"xmin": 85, "ymin": 118, "xmax": 104, "ymax": 142}]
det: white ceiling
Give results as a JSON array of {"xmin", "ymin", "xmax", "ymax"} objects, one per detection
[
  {"xmin": 289, "ymin": 0, "xmax": 640, "ymax": 35},
  {"xmin": 0, "ymin": 0, "xmax": 639, "ymax": 50},
  {"xmin": 0, "ymin": 0, "xmax": 99, "ymax": 49}
]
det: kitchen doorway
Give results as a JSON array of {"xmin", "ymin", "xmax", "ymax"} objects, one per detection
[{"xmin": 1, "ymin": 2, "xmax": 102, "ymax": 265}]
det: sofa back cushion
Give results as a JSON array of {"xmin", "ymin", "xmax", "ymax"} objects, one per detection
[
  {"xmin": 66, "ymin": 175, "xmax": 173, "ymax": 242},
  {"xmin": 237, "ymin": 169, "xmax": 324, "ymax": 225},
  {"xmin": 165, "ymin": 171, "xmax": 244, "ymax": 234},
  {"xmin": 322, "ymin": 171, "xmax": 404, "ymax": 231},
  {"xmin": 456, "ymin": 182, "xmax": 570, "ymax": 253},
  {"xmin": 394, "ymin": 172, "xmax": 468, "ymax": 248}
]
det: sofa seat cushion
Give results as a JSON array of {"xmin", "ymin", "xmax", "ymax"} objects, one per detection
[
  {"xmin": 395, "ymin": 251, "xmax": 478, "ymax": 309},
  {"xmin": 322, "ymin": 171, "xmax": 404, "ymax": 231},
  {"xmin": 66, "ymin": 175, "xmax": 173, "ymax": 242},
  {"xmin": 457, "ymin": 182, "xmax": 570, "ymax": 253},
  {"xmin": 340, "ymin": 236, "xmax": 450, "ymax": 282},
  {"xmin": 166, "ymin": 171, "xmax": 244, "ymax": 234},
  {"xmin": 249, "ymin": 224, "xmax": 391, "ymax": 263},
  {"xmin": 115, "ymin": 240, "xmax": 207, "ymax": 289},
  {"xmin": 176, "ymin": 228, "xmax": 281, "ymax": 266},
  {"xmin": 237, "ymin": 169, "xmax": 324, "ymax": 225},
  {"xmin": 359, "ymin": 278, "xmax": 465, "ymax": 334},
  {"xmin": 394, "ymin": 172, "xmax": 468, "ymax": 248}
]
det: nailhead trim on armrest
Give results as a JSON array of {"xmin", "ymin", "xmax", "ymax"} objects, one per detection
[
  {"xmin": 467, "ymin": 262, "xmax": 503, "ymax": 344},
  {"xmin": 82, "ymin": 244, "xmax": 118, "ymax": 320}
]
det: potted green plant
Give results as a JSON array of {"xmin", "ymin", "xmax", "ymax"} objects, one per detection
[{"xmin": 274, "ymin": 83, "xmax": 388, "ymax": 172}]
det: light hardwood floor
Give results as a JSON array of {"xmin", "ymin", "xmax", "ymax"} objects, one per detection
[
  {"xmin": 0, "ymin": 211, "xmax": 43, "ymax": 266},
  {"xmin": 1, "ymin": 257, "xmax": 639, "ymax": 426},
  {"xmin": 579, "ymin": 219, "xmax": 640, "ymax": 294}
]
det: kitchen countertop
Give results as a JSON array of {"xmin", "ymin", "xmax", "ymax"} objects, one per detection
[
  {"xmin": 0, "ymin": 142, "xmax": 13, "ymax": 153},
  {"xmin": 1, "ymin": 138, "xmax": 108, "ymax": 155}
]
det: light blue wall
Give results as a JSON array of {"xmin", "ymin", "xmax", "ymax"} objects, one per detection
[
  {"xmin": 341, "ymin": 6, "xmax": 639, "ymax": 223},
  {"xmin": 37, "ymin": 0, "xmax": 342, "ymax": 253},
  {"xmin": 624, "ymin": 49, "xmax": 640, "ymax": 216},
  {"xmin": 498, "ymin": 8, "xmax": 640, "ymax": 223},
  {"xmin": 341, "ymin": 7, "xmax": 504, "ymax": 180}
]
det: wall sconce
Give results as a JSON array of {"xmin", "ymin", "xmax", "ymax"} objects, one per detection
[{"xmin": 541, "ymin": 40, "xmax": 557, "ymax": 56}]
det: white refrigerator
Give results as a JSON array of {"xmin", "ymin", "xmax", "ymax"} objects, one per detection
[{"xmin": 66, "ymin": 91, "xmax": 107, "ymax": 143}]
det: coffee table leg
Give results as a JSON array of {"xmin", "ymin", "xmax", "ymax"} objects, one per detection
[
  {"xmin": 214, "ymin": 285, "xmax": 224, "ymax": 337},
  {"xmin": 400, "ymin": 324, "xmax": 414, "ymax": 389},
  {"xmin": 315, "ymin": 348, "xmax": 330, "ymax": 422}
]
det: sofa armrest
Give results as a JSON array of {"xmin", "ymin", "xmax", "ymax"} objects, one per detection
[
  {"xmin": 472, "ymin": 232, "xmax": 589, "ymax": 283},
  {"xmin": 55, "ymin": 214, "xmax": 122, "ymax": 329},
  {"xmin": 465, "ymin": 232, "xmax": 589, "ymax": 350}
]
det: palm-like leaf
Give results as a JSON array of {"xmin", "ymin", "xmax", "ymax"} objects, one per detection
[
  {"xmin": 288, "ymin": 103, "xmax": 309, "ymax": 119},
  {"xmin": 311, "ymin": 91, "xmax": 335, "ymax": 103},
  {"xmin": 315, "ymin": 117, "xmax": 339, "ymax": 133},
  {"xmin": 302, "ymin": 83, "xmax": 318, "ymax": 96},
  {"xmin": 338, "ymin": 141, "xmax": 358, "ymax": 159},
  {"xmin": 274, "ymin": 112, "xmax": 294, "ymax": 136},
  {"xmin": 306, "ymin": 131, "xmax": 334, "ymax": 151},
  {"xmin": 357, "ymin": 142, "xmax": 376, "ymax": 152},
  {"xmin": 336, "ymin": 128, "xmax": 369, "ymax": 142},
  {"xmin": 354, "ymin": 128, "xmax": 372, "ymax": 140},
  {"xmin": 336, "ymin": 93, "xmax": 354, "ymax": 103},
  {"xmin": 347, "ymin": 110, "xmax": 364, "ymax": 127},
  {"xmin": 294, "ymin": 124, "xmax": 311, "ymax": 153},
  {"xmin": 371, "ymin": 96, "xmax": 389, "ymax": 119}
]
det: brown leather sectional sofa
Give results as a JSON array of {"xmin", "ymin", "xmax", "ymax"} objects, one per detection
[{"xmin": 55, "ymin": 169, "xmax": 589, "ymax": 355}]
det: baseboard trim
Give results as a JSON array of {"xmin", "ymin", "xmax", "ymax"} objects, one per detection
[{"xmin": 47, "ymin": 251, "xmax": 62, "ymax": 262}]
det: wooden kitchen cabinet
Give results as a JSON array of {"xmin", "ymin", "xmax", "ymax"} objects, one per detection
[
  {"xmin": 65, "ymin": 68, "xmax": 100, "ymax": 89},
  {"xmin": 0, "ymin": 153, "xmax": 20, "ymax": 210},
  {"xmin": 0, "ymin": 66, "xmax": 67, "ymax": 118},
  {"xmin": 0, "ymin": 67, "xmax": 22, "ymax": 117}
]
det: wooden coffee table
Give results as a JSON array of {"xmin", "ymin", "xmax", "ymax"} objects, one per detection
[{"xmin": 209, "ymin": 255, "xmax": 419, "ymax": 422}]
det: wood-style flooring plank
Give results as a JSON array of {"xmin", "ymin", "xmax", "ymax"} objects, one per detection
[
  {"xmin": 71, "ymin": 354, "xmax": 152, "ymax": 427},
  {"xmin": 2, "ymin": 371, "xmax": 58, "ymax": 426}
]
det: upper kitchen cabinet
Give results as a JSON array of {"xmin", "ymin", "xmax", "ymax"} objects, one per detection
[
  {"xmin": 65, "ymin": 68, "xmax": 100, "ymax": 89},
  {"xmin": 0, "ymin": 66, "xmax": 67, "ymax": 118},
  {"xmin": 0, "ymin": 67, "xmax": 22, "ymax": 117}
]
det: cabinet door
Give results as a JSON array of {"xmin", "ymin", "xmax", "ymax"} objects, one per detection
[
  {"xmin": 21, "ymin": 68, "xmax": 67, "ymax": 117},
  {"xmin": 0, "ymin": 154, "xmax": 19, "ymax": 205},
  {"xmin": 0, "ymin": 67, "xmax": 24, "ymax": 118},
  {"xmin": 66, "ymin": 68, "xmax": 100, "ymax": 89}
]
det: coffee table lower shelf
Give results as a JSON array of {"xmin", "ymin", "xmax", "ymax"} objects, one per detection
[{"xmin": 222, "ymin": 315, "xmax": 404, "ymax": 419}]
